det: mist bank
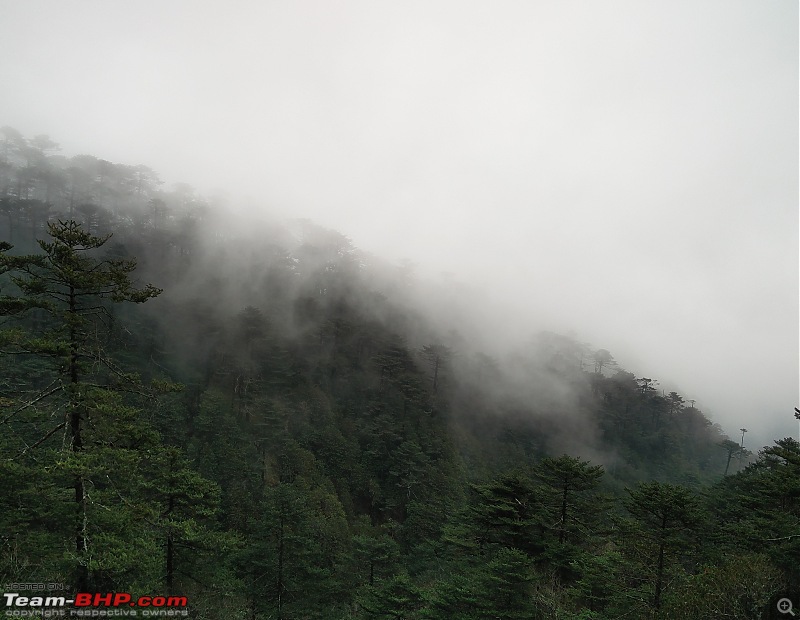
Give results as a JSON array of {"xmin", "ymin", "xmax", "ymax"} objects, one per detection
[
  {"xmin": 8, "ymin": 126, "xmax": 796, "ymax": 615},
  {"xmin": 0, "ymin": 126, "xmax": 764, "ymax": 474}
]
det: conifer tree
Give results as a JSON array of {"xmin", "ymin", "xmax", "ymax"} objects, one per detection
[
  {"xmin": 535, "ymin": 455, "xmax": 604, "ymax": 546},
  {"xmin": 0, "ymin": 220, "xmax": 161, "ymax": 589},
  {"xmin": 534, "ymin": 455, "xmax": 605, "ymax": 580},
  {"xmin": 623, "ymin": 482, "xmax": 703, "ymax": 611}
]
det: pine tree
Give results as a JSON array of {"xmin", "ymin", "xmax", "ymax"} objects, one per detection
[
  {"xmin": 469, "ymin": 471, "xmax": 544, "ymax": 556},
  {"xmin": 711, "ymin": 438, "xmax": 800, "ymax": 588},
  {"xmin": 534, "ymin": 455, "xmax": 605, "ymax": 579},
  {"xmin": 622, "ymin": 482, "xmax": 703, "ymax": 611},
  {"xmin": 535, "ymin": 455, "xmax": 604, "ymax": 546},
  {"xmin": 0, "ymin": 220, "xmax": 161, "ymax": 589}
]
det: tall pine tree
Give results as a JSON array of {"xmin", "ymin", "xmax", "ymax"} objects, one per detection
[{"xmin": 0, "ymin": 220, "xmax": 161, "ymax": 589}]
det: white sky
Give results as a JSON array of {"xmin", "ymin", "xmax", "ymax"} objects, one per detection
[{"xmin": 0, "ymin": 0, "xmax": 797, "ymax": 449}]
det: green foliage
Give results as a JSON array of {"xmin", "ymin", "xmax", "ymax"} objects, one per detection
[
  {"xmin": 711, "ymin": 438, "xmax": 800, "ymax": 587},
  {"xmin": 659, "ymin": 553, "xmax": 783, "ymax": 620},
  {"xmin": 534, "ymin": 455, "xmax": 605, "ymax": 575},
  {"xmin": 468, "ymin": 471, "xmax": 543, "ymax": 555},
  {"xmin": 358, "ymin": 571, "xmax": 423, "ymax": 619},
  {"xmin": 236, "ymin": 479, "xmax": 350, "ymax": 619},
  {"xmin": 422, "ymin": 569, "xmax": 483, "ymax": 620},
  {"xmin": 0, "ymin": 129, "xmax": 791, "ymax": 619},
  {"xmin": 622, "ymin": 482, "xmax": 705, "ymax": 611},
  {"xmin": 0, "ymin": 220, "xmax": 191, "ymax": 592}
]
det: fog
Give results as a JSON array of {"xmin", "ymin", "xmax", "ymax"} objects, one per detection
[{"xmin": 0, "ymin": 0, "xmax": 796, "ymax": 449}]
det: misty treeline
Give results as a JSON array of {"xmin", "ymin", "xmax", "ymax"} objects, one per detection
[{"xmin": 0, "ymin": 127, "xmax": 796, "ymax": 619}]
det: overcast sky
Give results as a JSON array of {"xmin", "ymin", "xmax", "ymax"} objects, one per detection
[{"xmin": 0, "ymin": 0, "xmax": 797, "ymax": 449}]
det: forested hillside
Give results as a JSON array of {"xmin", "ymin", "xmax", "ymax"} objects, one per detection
[{"xmin": 0, "ymin": 128, "xmax": 796, "ymax": 619}]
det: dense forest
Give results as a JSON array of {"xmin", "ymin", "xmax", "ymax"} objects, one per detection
[{"xmin": 0, "ymin": 127, "xmax": 796, "ymax": 619}]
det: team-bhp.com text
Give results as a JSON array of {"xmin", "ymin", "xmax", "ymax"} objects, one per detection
[{"xmin": 4, "ymin": 593, "xmax": 188, "ymax": 617}]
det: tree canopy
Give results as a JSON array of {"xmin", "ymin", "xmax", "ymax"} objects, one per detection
[{"xmin": 0, "ymin": 128, "xmax": 788, "ymax": 619}]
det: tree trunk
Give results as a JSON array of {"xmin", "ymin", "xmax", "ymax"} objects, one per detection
[
  {"xmin": 277, "ymin": 512, "xmax": 285, "ymax": 620},
  {"xmin": 559, "ymin": 485, "xmax": 568, "ymax": 544},
  {"xmin": 69, "ymin": 285, "xmax": 89, "ymax": 591},
  {"xmin": 653, "ymin": 516, "xmax": 666, "ymax": 610},
  {"xmin": 166, "ymin": 494, "xmax": 175, "ymax": 593}
]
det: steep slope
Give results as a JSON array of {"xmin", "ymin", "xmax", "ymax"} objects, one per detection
[{"xmin": 2, "ymin": 128, "xmax": 779, "ymax": 619}]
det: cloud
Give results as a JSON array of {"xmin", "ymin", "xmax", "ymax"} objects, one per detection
[{"xmin": 0, "ymin": 0, "xmax": 795, "ymax": 448}]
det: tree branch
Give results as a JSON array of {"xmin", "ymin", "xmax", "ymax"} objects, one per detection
[
  {"xmin": 17, "ymin": 421, "xmax": 67, "ymax": 457},
  {"xmin": 1, "ymin": 381, "xmax": 63, "ymax": 425},
  {"xmin": 764, "ymin": 533, "xmax": 800, "ymax": 542}
]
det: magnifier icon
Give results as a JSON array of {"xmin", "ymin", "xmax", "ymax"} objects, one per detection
[{"xmin": 778, "ymin": 598, "xmax": 796, "ymax": 616}]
